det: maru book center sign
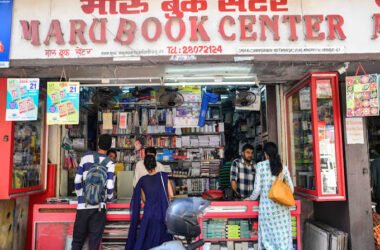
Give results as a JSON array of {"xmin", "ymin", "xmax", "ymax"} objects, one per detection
[{"xmin": 9, "ymin": 0, "xmax": 380, "ymax": 60}]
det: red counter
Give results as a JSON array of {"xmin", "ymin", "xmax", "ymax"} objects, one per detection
[{"xmin": 32, "ymin": 201, "xmax": 301, "ymax": 250}]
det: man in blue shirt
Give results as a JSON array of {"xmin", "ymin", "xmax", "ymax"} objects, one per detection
[{"xmin": 72, "ymin": 134, "xmax": 115, "ymax": 250}]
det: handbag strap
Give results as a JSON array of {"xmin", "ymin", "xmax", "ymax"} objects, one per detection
[
  {"xmin": 278, "ymin": 171, "xmax": 285, "ymax": 182},
  {"xmin": 160, "ymin": 172, "xmax": 170, "ymax": 205}
]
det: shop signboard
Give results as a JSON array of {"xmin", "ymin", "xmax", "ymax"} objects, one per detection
[
  {"xmin": 6, "ymin": 78, "xmax": 40, "ymax": 121},
  {"xmin": 0, "ymin": 0, "xmax": 13, "ymax": 68},
  {"xmin": 47, "ymin": 82, "xmax": 80, "ymax": 125},
  {"xmin": 8, "ymin": 0, "xmax": 380, "ymax": 60},
  {"xmin": 346, "ymin": 74, "xmax": 379, "ymax": 117}
]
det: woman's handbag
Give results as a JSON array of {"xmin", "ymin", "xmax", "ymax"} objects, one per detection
[{"xmin": 269, "ymin": 172, "xmax": 295, "ymax": 206}]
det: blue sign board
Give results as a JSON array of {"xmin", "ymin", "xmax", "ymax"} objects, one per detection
[{"xmin": 0, "ymin": 0, "xmax": 13, "ymax": 68}]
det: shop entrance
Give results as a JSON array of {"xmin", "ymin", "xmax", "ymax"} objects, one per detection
[
  {"xmin": 61, "ymin": 66, "xmax": 273, "ymax": 200},
  {"xmin": 368, "ymin": 116, "xmax": 380, "ymax": 211}
]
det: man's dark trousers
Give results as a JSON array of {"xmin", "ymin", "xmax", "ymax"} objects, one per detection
[{"xmin": 71, "ymin": 208, "xmax": 106, "ymax": 250}]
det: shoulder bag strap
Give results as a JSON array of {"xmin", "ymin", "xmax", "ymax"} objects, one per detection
[
  {"xmin": 160, "ymin": 172, "xmax": 170, "ymax": 205},
  {"xmin": 93, "ymin": 152, "xmax": 100, "ymax": 164}
]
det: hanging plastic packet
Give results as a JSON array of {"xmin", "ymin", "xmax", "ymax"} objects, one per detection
[
  {"xmin": 142, "ymin": 109, "xmax": 148, "ymax": 133},
  {"xmin": 127, "ymin": 112, "xmax": 132, "ymax": 134},
  {"xmin": 166, "ymin": 109, "xmax": 174, "ymax": 128},
  {"xmin": 198, "ymin": 92, "xmax": 219, "ymax": 127},
  {"xmin": 134, "ymin": 110, "xmax": 140, "ymax": 128}
]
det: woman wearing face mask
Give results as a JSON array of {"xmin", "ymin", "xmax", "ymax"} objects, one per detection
[{"xmin": 246, "ymin": 142, "xmax": 294, "ymax": 250}]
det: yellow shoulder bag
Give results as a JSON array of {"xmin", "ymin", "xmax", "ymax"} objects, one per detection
[{"xmin": 268, "ymin": 172, "xmax": 295, "ymax": 206}]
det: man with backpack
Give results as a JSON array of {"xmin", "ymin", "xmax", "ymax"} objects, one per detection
[{"xmin": 72, "ymin": 134, "xmax": 115, "ymax": 250}]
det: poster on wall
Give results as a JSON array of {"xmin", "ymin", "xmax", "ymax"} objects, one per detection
[
  {"xmin": 0, "ymin": 0, "xmax": 13, "ymax": 68},
  {"xmin": 6, "ymin": 78, "xmax": 40, "ymax": 121},
  {"xmin": 316, "ymin": 80, "xmax": 333, "ymax": 99},
  {"xmin": 345, "ymin": 117, "xmax": 365, "ymax": 144},
  {"xmin": 47, "ymin": 82, "xmax": 79, "ymax": 125},
  {"xmin": 346, "ymin": 74, "xmax": 379, "ymax": 117},
  {"xmin": 299, "ymin": 87, "xmax": 311, "ymax": 110},
  {"xmin": 173, "ymin": 86, "xmax": 201, "ymax": 128}
]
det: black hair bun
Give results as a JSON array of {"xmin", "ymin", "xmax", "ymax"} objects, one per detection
[{"xmin": 144, "ymin": 155, "xmax": 157, "ymax": 171}]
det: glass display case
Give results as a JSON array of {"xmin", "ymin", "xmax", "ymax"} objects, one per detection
[
  {"xmin": 0, "ymin": 78, "xmax": 48, "ymax": 199},
  {"xmin": 286, "ymin": 72, "xmax": 345, "ymax": 201}
]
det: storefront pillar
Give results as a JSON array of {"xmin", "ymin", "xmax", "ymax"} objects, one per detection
[
  {"xmin": 266, "ymin": 85, "xmax": 278, "ymax": 144},
  {"xmin": 314, "ymin": 81, "xmax": 374, "ymax": 250}
]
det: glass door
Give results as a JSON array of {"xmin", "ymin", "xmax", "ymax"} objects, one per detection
[{"xmin": 11, "ymin": 98, "xmax": 46, "ymax": 193}]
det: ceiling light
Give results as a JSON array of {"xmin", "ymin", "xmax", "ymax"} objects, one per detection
[
  {"xmin": 223, "ymin": 75, "xmax": 257, "ymax": 80},
  {"xmin": 164, "ymin": 82, "xmax": 256, "ymax": 86},
  {"xmin": 80, "ymin": 83, "xmax": 162, "ymax": 87}
]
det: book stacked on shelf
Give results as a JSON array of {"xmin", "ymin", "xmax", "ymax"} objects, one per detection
[
  {"xmin": 209, "ymin": 160, "xmax": 221, "ymax": 177},
  {"xmin": 186, "ymin": 178, "xmax": 209, "ymax": 195},
  {"xmin": 292, "ymin": 217, "xmax": 297, "ymax": 238},
  {"xmin": 220, "ymin": 162, "xmax": 232, "ymax": 189},
  {"xmin": 226, "ymin": 224, "xmax": 240, "ymax": 240},
  {"xmin": 209, "ymin": 178, "xmax": 220, "ymax": 190},
  {"xmin": 201, "ymin": 161, "xmax": 210, "ymax": 177},
  {"xmin": 204, "ymin": 219, "xmax": 227, "ymax": 239},
  {"xmin": 203, "ymin": 219, "xmax": 253, "ymax": 241},
  {"xmin": 101, "ymin": 222, "xmax": 129, "ymax": 249},
  {"xmin": 209, "ymin": 135, "xmax": 221, "ymax": 146},
  {"xmin": 203, "ymin": 242, "xmax": 256, "ymax": 250},
  {"xmin": 146, "ymin": 135, "xmax": 177, "ymax": 148},
  {"xmin": 115, "ymin": 137, "xmax": 135, "ymax": 149}
]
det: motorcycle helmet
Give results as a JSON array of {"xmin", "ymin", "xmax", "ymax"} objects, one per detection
[{"xmin": 166, "ymin": 198, "xmax": 210, "ymax": 239}]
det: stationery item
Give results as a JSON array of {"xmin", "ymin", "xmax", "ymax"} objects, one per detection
[
  {"xmin": 142, "ymin": 109, "xmax": 148, "ymax": 133},
  {"xmin": 103, "ymin": 112, "xmax": 113, "ymax": 130},
  {"xmin": 166, "ymin": 110, "xmax": 174, "ymax": 127},
  {"xmin": 133, "ymin": 110, "xmax": 140, "ymax": 128},
  {"xmin": 119, "ymin": 112, "xmax": 127, "ymax": 129},
  {"xmin": 127, "ymin": 112, "xmax": 133, "ymax": 134}
]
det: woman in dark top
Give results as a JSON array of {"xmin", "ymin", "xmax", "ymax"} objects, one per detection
[{"xmin": 125, "ymin": 155, "xmax": 174, "ymax": 250}]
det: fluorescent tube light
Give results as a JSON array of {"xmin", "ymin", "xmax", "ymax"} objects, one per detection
[
  {"xmin": 80, "ymin": 83, "xmax": 162, "ymax": 87},
  {"xmin": 164, "ymin": 82, "xmax": 256, "ymax": 86}
]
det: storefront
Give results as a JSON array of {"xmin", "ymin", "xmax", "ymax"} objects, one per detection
[{"xmin": 1, "ymin": 0, "xmax": 380, "ymax": 249}]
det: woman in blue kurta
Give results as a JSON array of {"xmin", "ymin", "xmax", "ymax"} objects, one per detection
[
  {"xmin": 125, "ymin": 155, "xmax": 174, "ymax": 250},
  {"xmin": 246, "ymin": 142, "xmax": 294, "ymax": 250}
]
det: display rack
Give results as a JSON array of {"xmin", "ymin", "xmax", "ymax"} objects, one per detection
[
  {"xmin": 95, "ymin": 103, "xmax": 225, "ymax": 196},
  {"xmin": 286, "ymin": 72, "xmax": 345, "ymax": 201},
  {"xmin": 0, "ymin": 79, "xmax": 48, "ymax": 199},
  {"xmin": 32, "ymin": 201, "xmax": 301, "ymax": 250}
]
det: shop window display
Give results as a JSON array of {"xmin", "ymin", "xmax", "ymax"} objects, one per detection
[
  {"xmin": 0, "ymin": 80, "xmax": 47, "ymax": 199},
  {"xmin": 286, "ymin": 72, "xmax": 345, "ymax": 201},
  {"xmin": 12, "ymin": 100, "xmax": 45, "ymax": 189}
]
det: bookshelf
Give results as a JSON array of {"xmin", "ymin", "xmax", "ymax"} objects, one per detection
[{"xmin": 96, "ymin": 103, "xmax": 224, "ymax": 196}]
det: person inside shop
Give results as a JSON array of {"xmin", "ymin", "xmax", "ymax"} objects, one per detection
[
  {"xmin": 107, "ymin": 148, "xmax": 117, "ymax": 163},
  {"xmin": 133, "ymin": 146, "xmax": 165, "ymax": 187},
  {"xmin": 72, "ymin": 134, "xmax": 115, "ymax": 250},
  {"xmin": 230, "ymin": 144, "xmax": 256, "ymax": 199},
  {"xmin": 126, "ymin": 154, "xmax": 174, "ymax": 250},
  {"xmin": 245, "ymin": 142, "xmax": 294, "ymax": 250},
  {"xmin": 371, "ymin": 149, "xmax": 380, "ymax": 213}
]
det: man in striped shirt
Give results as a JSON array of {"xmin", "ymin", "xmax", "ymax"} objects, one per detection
[{"xmin": 72, "ymin": 134, "xmax": 115, "ymax": 250}]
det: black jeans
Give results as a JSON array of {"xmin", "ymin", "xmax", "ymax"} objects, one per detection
[{"xmin": 72, "ymin": 208, "xmax": 107, "ymax": 250}]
